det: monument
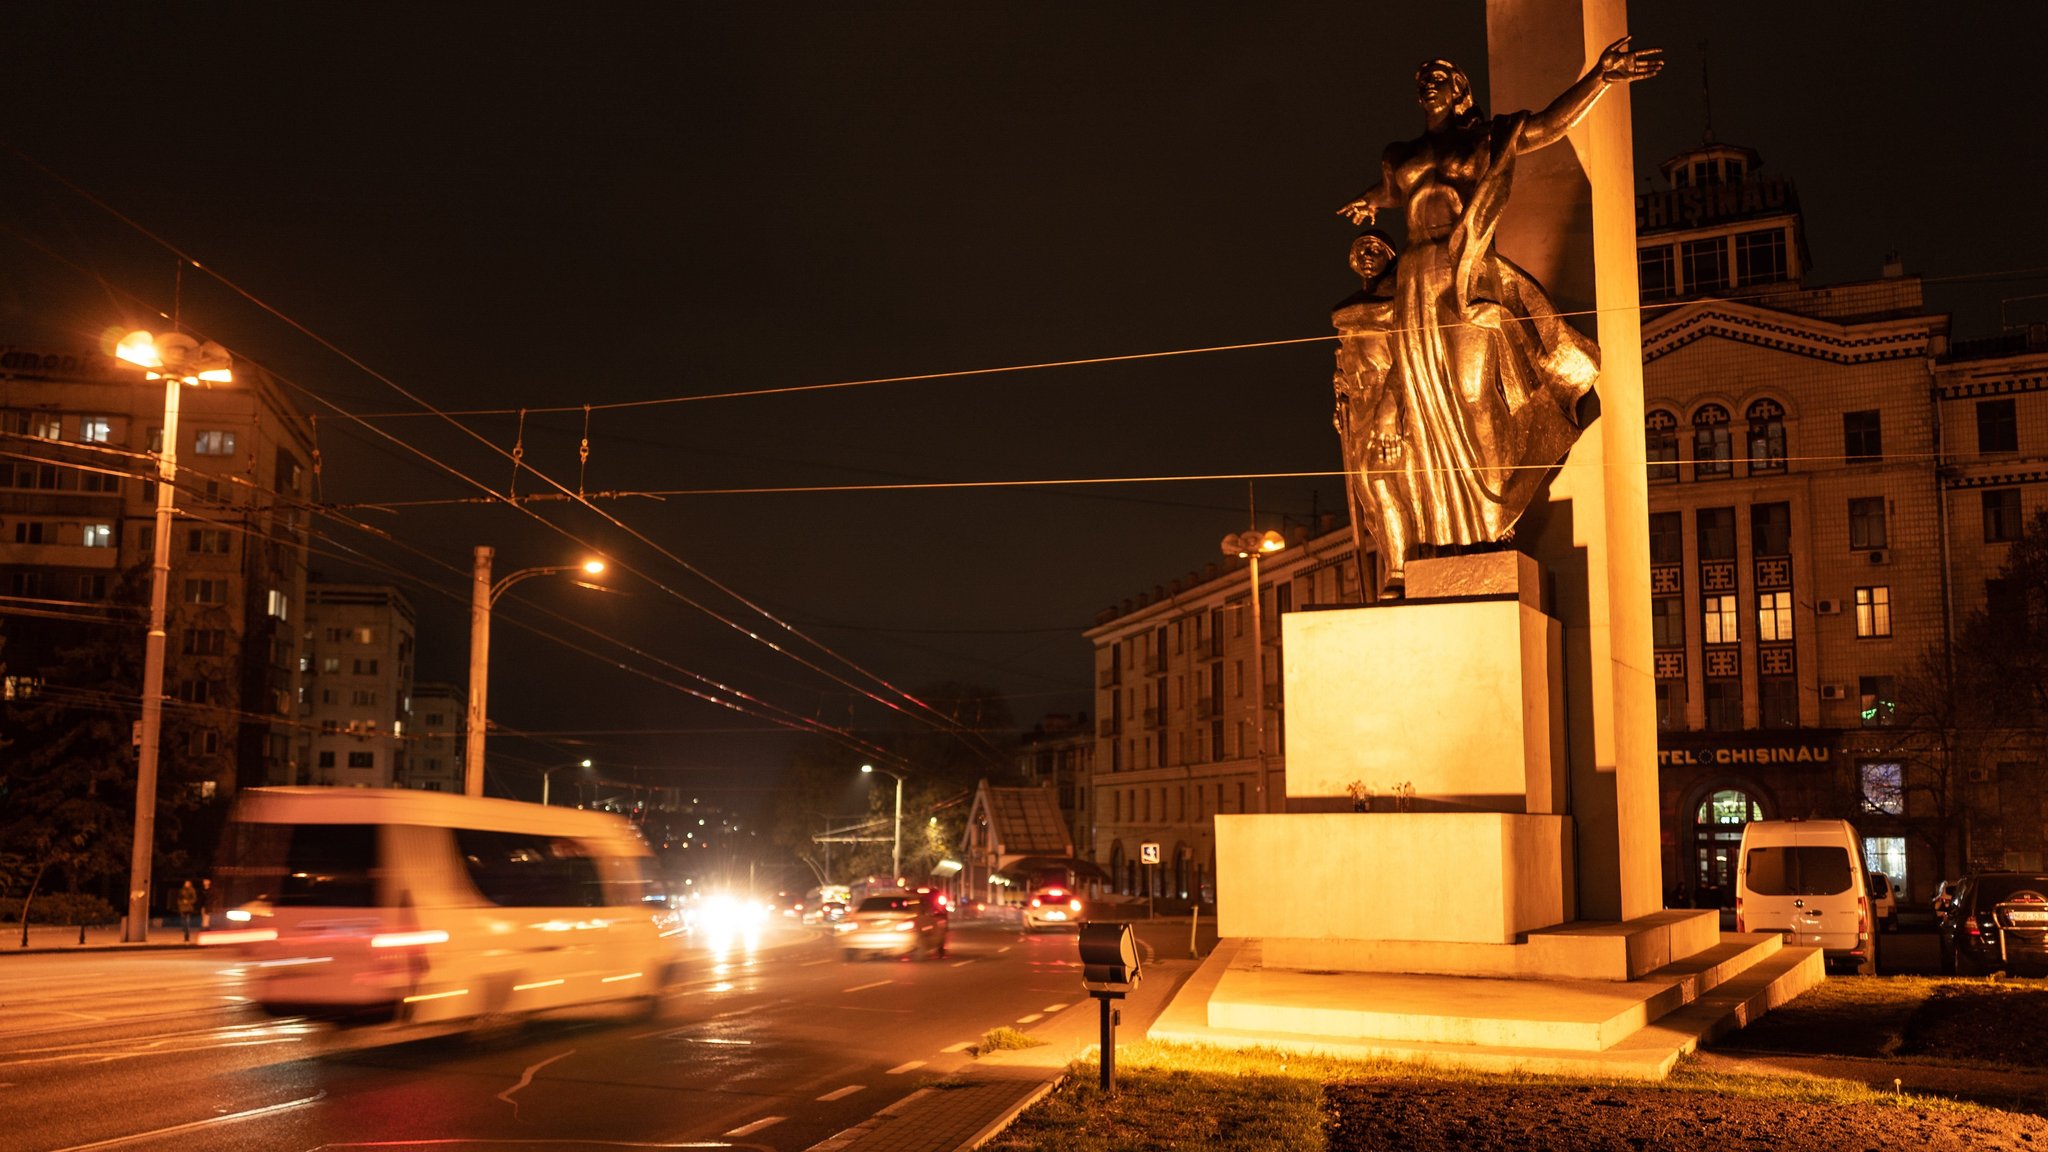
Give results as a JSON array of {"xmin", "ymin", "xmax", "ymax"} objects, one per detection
[{"xmin": 1149, "ymin": 1, "xmax": 1824, "ymax": 1079}]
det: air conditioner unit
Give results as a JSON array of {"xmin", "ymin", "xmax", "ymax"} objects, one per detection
[
  {"xmin": 1820, "ymin": 684, "xmax": 1849, "ymax": 701},
  {"xmin": 1816, "ymin": 598, "xmax": 1843, "ymax": 615},
  {"xmin": 1868, "ymin": 549, "xmax": 1891, "ymax": 565}
]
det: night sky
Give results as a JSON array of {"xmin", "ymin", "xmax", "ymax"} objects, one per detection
[{"xmin": 2, "ymin": 4, "xmax": 2042, "ymax": 794}]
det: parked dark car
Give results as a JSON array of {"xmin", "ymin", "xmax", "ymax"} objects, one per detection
[{"xmin": 1937, "ymin": 871, "xmax": 2048, "ymax": 976}]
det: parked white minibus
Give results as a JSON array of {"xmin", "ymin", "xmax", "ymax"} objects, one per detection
[
  {"xmin": 204, "ymin": 788, "xmax": 671, "ymax": 1025},
  {"xmin": 1734, "ymin": 817, "xmax": 1876, "ymax": 974}
]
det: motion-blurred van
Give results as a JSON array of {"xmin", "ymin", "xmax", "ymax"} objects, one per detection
[
  {"xmin": 1735, "ymin": 818, "xmax": 1876, "ymax": 974},
  {"xmin": 205, "ymin": 788, "xmax": 671, "ymax": 1025}
]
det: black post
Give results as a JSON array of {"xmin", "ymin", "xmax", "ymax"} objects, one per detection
[{"xmin": 1096, "ymin": 993, "xmax": 1115, "ymax": 1092}]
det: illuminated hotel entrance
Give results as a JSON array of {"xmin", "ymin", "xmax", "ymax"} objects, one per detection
[{"xmin": 1692, "ymin": 788, "xmax": 1763, "ymax": 908}]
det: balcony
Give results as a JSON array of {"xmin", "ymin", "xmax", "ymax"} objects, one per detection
[
  {"xmin": 1098, "ymin": 718, "xmax": 1121, "ymax": 738},
  {"xmin": 1097, "ymin": 667, "xmax": 1121, "ymax": 688}
]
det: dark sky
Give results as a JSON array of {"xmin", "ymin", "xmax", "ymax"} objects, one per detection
[{"xmin": 2, "ymin": 4, "xmax": 2042, "ymax": 788}]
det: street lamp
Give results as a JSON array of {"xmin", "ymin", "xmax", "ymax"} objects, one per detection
[
  {"xmin": 112, "ymin": 330, "xmax": 232, "ymax": 943},
  {"xmin": 465, "ymin": 547, "xmax": 605, "ymax": 796},
  {"xmin": 861, "ymin": 763, "xmax": 904, "ymax": 885},
  {"xmin": 1221, "ymin": 529, "xmax": 1285, "ymax": 813},
  {"xmin": 541, "ymin": 758, "xmax": 593, "ymax": 807}
]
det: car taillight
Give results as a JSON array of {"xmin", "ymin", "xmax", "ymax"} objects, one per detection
[
  {"xmin": 1069, "ymin": 899, "xmax": 1083, "ymax": 913},
  {"xmin": 1735, "ymin": 915, "xmax": 1745, "ymax": 933},
  {"xmin": 1968, "ymin": 918, "xmax": 1983, "ymax": 938}
]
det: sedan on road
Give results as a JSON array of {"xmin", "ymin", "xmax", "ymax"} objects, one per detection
[
  {"xmin": 1938, "ymin": 871, "xmax": 2048, "ymax": 975},
  {"xmin": 837, "ymin": 890, "xmax": 949, "ymax": 960}
]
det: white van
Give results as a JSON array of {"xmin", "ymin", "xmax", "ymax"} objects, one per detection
[
  {"xmin": 204, "ymin": 788, "xmax": 672, "ymax": 1025},
  {"xmin": 1735, "ymin": 818, "xmax": 1876, "ymax": 974}
]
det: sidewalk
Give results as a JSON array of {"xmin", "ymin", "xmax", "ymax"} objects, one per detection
[
  {"xmin": 804, "ymin": 957, "xmax": 1195, "ymax": 1152},
  {"xmin": 6, "ymin": 921, "xmax": 200, "ymax": 953}
]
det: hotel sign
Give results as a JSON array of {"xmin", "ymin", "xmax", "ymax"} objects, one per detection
[{"xmin": 1657, "ymin": 735, "xmax": 1835, "ymax": 769}]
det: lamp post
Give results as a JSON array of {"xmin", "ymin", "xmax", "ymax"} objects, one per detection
[
  {"xmin": 465, "ymin": 548, "xmax": 604, "ymax": 796},
  {"xmin": 541, "ymin": 758, "xmax": 593, "ymax": 807},
  {"xmin": 112, "ymin": 330, "xmax": 232, "ymax": 943},
  {"xmin": 1221, "ymin": 529, "xmax": 1286, "ymax": 814},
  {"xmin": 861, "ymin": 763, "xmax": 904, "ymax": 884}
]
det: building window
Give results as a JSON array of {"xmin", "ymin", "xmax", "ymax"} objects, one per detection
[
  {"xmin": 1649, "ymin": 510, "xmax": 1684, "ymax": 564},
  {"xmin": 1984, "ymin": 488, "xmax": 2023, "ymax": 543},
  {"xmin": 1759, "ymin": 677, "xmax": 1798, "ymax": 728},
  {"xmin": 78, "ymin": 574, "xmax": 107, "ymax": 599},
  {"xmin": 1858, "ymin": 675, "xmax": 1897, "ymax": 727},
  {"xmin": 193, "ymin": 430, "xmax": 237, "ymax": 456},
  {"xmin": 79, "ymin": 468, "xmax": 120, "ymax": 492},
  {"xmin": 355, "ymin": 627, "xmax": 375, "ymax": 644},
  {"xmin": 1696, "ymin": 507, "xmax": 1737, "ymax": 561},
  {"xmin": 1859, "ymin": 761, "xmax": 1904, "ymax": 815},
  {"xmin": 347, "ymin": 751, "xmax": 375, "ymax": 769},
  {"xmin": 1692, "ymin": 405, "xmax": 1732, "ymax": 479},
  {"xmin": 1843, "ymin": 410, "xmax": 1883, "ymax": 463},
  {"xmin": 182, "ymin": 629, "xmax": 227, "ymax": 656},
  {"xmin": 1751, "ymin": 502, "xmax": 1791, "ymax": 557},
  {"xmin": 78, "ymin": 415, "xmax": 114, "ymax": 443},
  {"xmin": 1646, "ymin": 409, "xmax": 1679, "ymax": 483},
  {"xmin": 266, "ymin": 589, "xmax": 289, "ymax": 619},
  {"xmin": 352, "ymin": 690, "xmax": 378, "ymax": 706},
  {"xmin": 1652, "ymin": 598, "xmax": 1685, "ymax": 648},
  {"xmin": 1745, "ymin": 399, "xmax": 1787, "ymax": 474},
  {"xmin": 317, "ymin": 751, "xmax": 336, "ymax": 769},
  {"xmin": 1702, "ymin": 594, "xmax": 1739, "ymax": 644},
  {"xmin": 184, "ymin": 578, "xmax": 227, "ymax": 604},
  {"xmin": 1734, "ymin": 228, "xmax": 1788, "ymax": 285},
  {"xmin": 1977, "ymin": 398, "xmax": 2018, "ymax": 455},
  {"xmin": 1681, "ymin": 237, "xmax": 1727, "ymax": 293},
  {"xmin": 1848, "ymin": 497, "xmax": 1888, "ymax": 550},
  {"xmin": 82, "ymin": 523, "xmax": 113, "ymax": 548},
  {"xmin": 1704, "ymin": 680, "xmax": 1742, "ymax": 731},
  {"xmin": 191, "ymin": 729, "xmax": 220, "ymax": 755},
  {"xmin": 1757, "ymin": 591, "xmax": 1793, "ymax": 642},
  {"xmin": 1855, "ymin": 586, "xmax": 1892, "ymax": 638},
  {"xmin": 188, "ymin": 528, "xmax": 231, "ymax": 554},
  {"xmin": 353, "ymin": 658, "xmax": 379, "ymax": 675},
  {"xmin": 1639, "ymin": 244, "xmax": 1675, "ymax": 300},
  {"xmin": 13, "ymin": 522, "xmax": 49, "ymax": 544},
  {"xmin": 1655, "ymin": 679, "xmax": 1686, "ymax": 731},
  {"xmin": 26, "ymin": 413, "xmax": 60, "ymax": 440}
]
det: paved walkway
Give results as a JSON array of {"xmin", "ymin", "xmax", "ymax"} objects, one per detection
[
  {"xmin": 803, "ymin": 957, "xmax": 1194, "ymax": 1152},
  {"xmin": 5, "ymin": 923, "xmax": 196, "ymax": 951}
]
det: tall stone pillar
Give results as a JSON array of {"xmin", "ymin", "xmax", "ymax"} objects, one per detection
[{"xmin": 1487, "ymin": 0, "xmax": 1660, "ymax": 922}]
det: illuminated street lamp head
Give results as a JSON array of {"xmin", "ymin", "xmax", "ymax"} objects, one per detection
[
  {"xmin": 1221, "ymin": 529, "xmax": 1286, "ymax": 559},
  {"xmin": 114, "ymin": 330, "xmax": 232, "ymax": 386},
  {"xmin": 581, "ymin": 559, "xmax": 605, "ymax": 576},
  {"xmin": 579, "ymin": 758, "xmax": 593, "ymax": 768},
  {"xmin": 861, "ymin": 764, "xmax": 874, "ymax": 775}
]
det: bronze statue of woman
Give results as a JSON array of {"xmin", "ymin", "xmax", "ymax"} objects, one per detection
[{"xmin": 1335, "ymin": 37, "xmax": 1660, "ymax": 595}]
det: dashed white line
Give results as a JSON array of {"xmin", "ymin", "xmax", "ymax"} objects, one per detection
[
  {"xmin": 950, "ymin": 960, "xmax": 973, "ymax": 968},
  {"xmin": 996, "ymin": 946, "xmax": 1013, "ymax": 953},
  {"xmin": 940, "ymin": 1041, "xmax": 973, "ymax": 1053},
  {"xmin": 886, "ymin": 1060, "xmax": 926, "ymax": 1074},
  {"xmin": 817, "ymin": 1084, "xmax": 865, "ymax": 1101},
  {"xmin": 1015, "ymin": 1013, "xmax": 1043, "ymax": 1024},
  {"xmin": 724, "ymin": 1115, "xmax": 784, "ymax": 1137},
  {"xmin": 843, "ymin": 980, "xmax": 892, "ymax": 993},
  {"xmin": 801, "ymin": 957, "xmax": 836, "ymax": 966},
  {"xmin": 1042, "ymin": 1002, "xmax": 1069, "ymax": 1012}
]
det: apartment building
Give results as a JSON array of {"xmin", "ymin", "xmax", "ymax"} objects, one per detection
[{"xmin": 303, "ymin": 583, "xmax": 417, "ymax": 787}]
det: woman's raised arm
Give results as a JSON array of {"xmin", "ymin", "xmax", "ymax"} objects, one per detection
[{"xmin": 1519, "ymin": 35, "xmax": 1662, "ymax": 153}]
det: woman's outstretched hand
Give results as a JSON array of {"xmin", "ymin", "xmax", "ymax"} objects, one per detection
[{"xmin": 1597, "ymin": 35, "xmax": 1663, "ymax": 85}]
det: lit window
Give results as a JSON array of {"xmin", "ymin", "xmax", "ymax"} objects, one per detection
[
  {"xmin": 79, "ymin": 416, "xmax": 113, "ymax": 443},
  {"xmin": 193, "ymin": 430, "xmax": 237, "ymax": 456},
  {"xmin": 1757, "ymin": 591, "xmax": 1793, "ymax": 642},
  {"xmin": 27, "ymin": 413, "xmax": 61, "ymax": 440},
  {"xmin": 267, "ymin": 589, "xmax": 289, "ymax": 619},
  {"xmin": 82, "ymin": 523, "xmax": 114, "ymax": 548},
  {"xmin": 1859, "ymin": 761, "xmax": 1904, "ymax": 815},
  {"xmin": 1855, "ymin": 586, "xmax": 1892, "ymax": 638},
  {"xmin": 1858, "ymin": 675, "xmax": 1897, "ymax": 727},
  {"xmin": 1702, "ymin": 594, "xmax": 1739, "ymax": 644}
]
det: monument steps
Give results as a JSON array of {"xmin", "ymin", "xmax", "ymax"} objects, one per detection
[{"xmin": 1149, "ymin": 933, "xmax": 1825, "ymax": 1080}]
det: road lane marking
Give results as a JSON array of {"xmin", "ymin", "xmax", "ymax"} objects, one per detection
[
  {"xmin": 941, "ymin": 1041, "xmax": 973, "ymax": 1052},
  {"xmin": 1015, "ymin": 1013, "xmax": 1043, "ymax": 1024},
  {"xmin": 997, "ymin": 946, "xmax": 1013, "ymax": 953},
  {"xmin": 949, "ymin": 960, "xmax": 973, "ymax": 968},
  {"xmin": 48, "ymin": 1091, "xmax": 325, "ymax": 1152},
  {"xmin": 817, "ymin": 1084, "xmax": 865, "ymax": 1101},
  {"xmin": 802, "ymin": 957, "xmax": 836, "ymax": 966},
  {"xmin": 1042, "ymin": 1002, "xmax": 1069, "ymax": 1011},
  {"xmin": 725, "ymin": 1115, "xmax": 784, "ymax": 1137},
  {"xmin": 843, "ymin": 980, "xmax": 892, "ymax": 993},
  {"xmin": 886, "ymin": 1060, "xmax": 926, "ymax": 1074}
]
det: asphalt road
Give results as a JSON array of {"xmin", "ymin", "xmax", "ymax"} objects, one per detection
[{"xmin": 0, "ymin": 917, "xmax": 1119, "ymax": 1152}]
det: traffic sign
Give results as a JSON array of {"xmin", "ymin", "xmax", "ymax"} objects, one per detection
[{"xmin": 1140, "ymin": 842, "xmax": 1161, "ymax": 865}]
